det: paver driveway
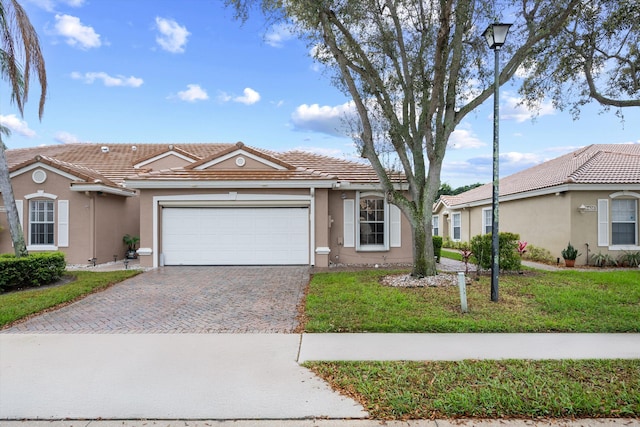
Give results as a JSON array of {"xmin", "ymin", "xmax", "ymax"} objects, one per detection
[{"xmin": 3, "ymin": 266, "xmax": 309, "ymax": 333}]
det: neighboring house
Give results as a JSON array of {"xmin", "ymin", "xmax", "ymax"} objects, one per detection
[
  {"xmin": 1, "ymin": 142, "xmax": 412, "ymax": 268},
  {"xmin": 432, "ymin": 144, "xmax": 640, "ymax": 265}
]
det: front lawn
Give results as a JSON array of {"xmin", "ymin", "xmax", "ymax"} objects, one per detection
[
  {"xmin": 0, "ymin": 270, "xmax": 140, "ymax": 328},
  {"xmin": 305, "ymin": 269, "xmax": 640, "ymax": 332},
  {"xmin": 307, "ymin": 359, "xmax": 640, "ymax": 419}
]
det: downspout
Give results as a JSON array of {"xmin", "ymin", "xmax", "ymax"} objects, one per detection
[
  {"xmin": 310, "ymin": 187, "xmax": 315, "ymax": 266},
  {"xmin": 85, "ymin": 191, "xmax": 97, "ymax": 261}
]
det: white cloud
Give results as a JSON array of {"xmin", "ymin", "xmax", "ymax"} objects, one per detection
[
  {"xmin": 29, "ymin": 0, "xmax": 84, "ymax": 12},
  {"xmin": 448, "ymin": 126, "xmax": 486, "ymax": 149},
  {"xmin": 265, "ymin": 23, "xmax": 295, "ymax": 48},
  {"xmin": 176, "ymin": 84, "xmax": 209, "ymax": 102},
  {"xmin": 71, "ymin": 71, "xmax": 143, "ymax": 87},
  {"xmin": 155, "ymin": 17, "xmax": 190, "ymax": 53},
  {"xmin": 0, "ymin": 114, "xmax": 36, "ymax": 138},
  {"xmin": 54, "ymin": 131, "xmax": 80, "ymax": 144},
  {"xmin": 217, "ymin": 92, "xmax": 232, "ymax": 103},
  {"xmin": 292, "ymin": 146, "xmax": 345, "ymax": 158},
  {"xmin": 54, "ymin": 14, "xmax": 101, "ymax": 49},
  {"xmin": 500, "ymin": 94, "xmax": 555, "ymax": 122},
  {"xmin": 234, "ymin": 87, "xmax": 261, "ymax": 105},
  {"xmin": 291, "ymin": 102, "xmax": 356, "ymax": 137}
]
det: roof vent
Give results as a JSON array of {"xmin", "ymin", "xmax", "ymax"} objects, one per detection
[
  {"xmin": 131, "ymin": 145, "xmax": 137, "ymax": 151},
  {"xmin": 101, "ymin": 146, "xmax": 109, "ymax": 153}
]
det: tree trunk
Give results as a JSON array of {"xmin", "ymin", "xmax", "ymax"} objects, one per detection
[
  {"xmin": 409, "ymin": 209, "xmax": 436, "ymax": 278},
  {"xmin": 0, "ymin": 144, "xmax": 28, "ymax": 257}
]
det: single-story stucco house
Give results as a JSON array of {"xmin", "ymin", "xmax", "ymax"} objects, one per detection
[
  {"xmin": 432, "ymin": 144, "xmax": 640, "ymax": 265},
  {"xmin": 2, "ymin": 142, "xmax": 412, "ymax": 268}
]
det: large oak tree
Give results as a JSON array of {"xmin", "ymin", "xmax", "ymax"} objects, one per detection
[{"xmin": 227, "ymin": 0, "xmax": 638, "ymax": 277}]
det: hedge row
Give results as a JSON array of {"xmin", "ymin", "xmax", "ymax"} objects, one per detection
[{"xmin": 0, "ymin": 252, "xmax": 66, "ymax": 291}]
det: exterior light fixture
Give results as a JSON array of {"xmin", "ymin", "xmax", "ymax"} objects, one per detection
[
  {"xmin": 482, "ymin": 23, "xmax": 512, "ymax": 50},
  {"xmin": 483, "ymin": 22, "xmax": 512, "ymax": 303}
]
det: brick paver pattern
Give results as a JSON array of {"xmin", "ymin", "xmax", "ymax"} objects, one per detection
[{"xmin": 3, "ymin": 266, "xmax": 309, "ymax": 334}]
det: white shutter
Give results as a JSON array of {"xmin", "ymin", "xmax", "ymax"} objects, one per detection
[
  {"xmin": 15, "ymin": 200, "xmax": 23, "ymax": 227},
  {"xmin": 598, "ymin": 199, "xmax": 609, "ymax": 247},
  {"xmin": 58, "ymin": 200, "xmax": 69, "ymax": 247},
  {"xmin": 343, "ymin": 199, "xmax": 355, "ymax": 248},
  {"xmin": 389, "ymin": 204, "xmax": 401, "ymax": 247}
]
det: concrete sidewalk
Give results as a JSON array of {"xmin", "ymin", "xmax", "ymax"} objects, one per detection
[
  {"xmin": 1, "ymin": 419, "xmax": 637, "ymax": 426},
  {"xmin": 1, "ymin": 333, "xmax": 639, "ymax": 422},
  {"xmin": 298, "ymin": 333, "xmax": 640, "ymax": 362}
]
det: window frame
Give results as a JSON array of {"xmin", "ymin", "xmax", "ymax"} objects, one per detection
[
  {"xmin": 611, "ymin": 198, "xmax": 638, "ymax": 246},
  {"xmin": 29, "ymin": 199, "xmax": 56, "ymax": 248},
  {"xmin": 432, "ymin": 215, "xmax": 439, "ymax": 237},
  {"xmin": 452, "ymin": 212, "xmax": 461, "ymax": 241},
  {"xmin": 598, "ymin": 193, "xmax": 640, "ymax": 250},
  {"xmin": 482, "ymin": 208, "xmax": 492, "ymax": 235},
  {"xmin": 356, "ymin": 192, "xmax": 389, "ymax": 252}
]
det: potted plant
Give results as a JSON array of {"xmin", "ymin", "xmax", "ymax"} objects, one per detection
[
  {"xmin": 123, "ymin": 234, "xmax": 140, "ymax": 259},
  {"xmin": 561, "ymin": 242, "xmax": 580, "ymax": 267}
]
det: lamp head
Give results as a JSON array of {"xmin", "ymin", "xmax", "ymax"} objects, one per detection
[{"xmin": 483, "ymin": 23, "xmax": 512, "ymax": 49}]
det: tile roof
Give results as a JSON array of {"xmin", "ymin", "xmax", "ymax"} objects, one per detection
[
  {"xmin": 446, "ymin": 144, "xmax": 640, "ymax": 206},
  {"xmin": 6, "ymin": 142, "xmax": 394, "ymax": 185}
]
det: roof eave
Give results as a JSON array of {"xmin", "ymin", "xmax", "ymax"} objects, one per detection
[
  {"xmin": 445, "ymin": 183, "xmax": 640, "ymax": 209},
  {"xmin": 70, "ymin": 183, "xmax": 137, "ymax": 197},
  {"xmin": 123, "ymin": 179, "xmax": 338, "ymax": 189}
]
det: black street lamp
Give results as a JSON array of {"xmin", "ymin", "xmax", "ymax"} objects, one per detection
[{"xmin": 482, "ymin": 22, "xmax": 512, "ymax": 302}]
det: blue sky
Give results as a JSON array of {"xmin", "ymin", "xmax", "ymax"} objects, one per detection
[{"xmin": 1, "ymin": 0, "xmax": 639, "ymax": 188}]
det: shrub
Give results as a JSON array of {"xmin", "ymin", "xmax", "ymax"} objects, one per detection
[
  {"xmin": 432, "ymin": 236, "xmax": 443, "ymax": 262},
  {"xmin": 523, "ymin": 245, "xmax": 555, "ymax": 264},
  {"xmin": 470, "ymin": 232, "xmax": 521, "ymax": 271},
  {"xmin": 618, "ymin": 251, "xmax": 640, "ymax": 268},
  {"xmin": 590, "ymin": 251, "xmax": 617, "ymax": 268},
  {"xmin": 561, "ymin": 242, "xmax": 581, "ymax": 260},
  {"xmin": 0, "ymin": 252, "xmax": 66, "ymax": 291}
]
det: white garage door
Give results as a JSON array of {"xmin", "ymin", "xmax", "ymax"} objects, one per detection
[{"xmin": 161, "ymin": 207, "xmax": 309, "ymax": 265}]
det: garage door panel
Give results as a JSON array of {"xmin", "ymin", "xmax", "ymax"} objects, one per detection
[{"xmin": 162, "ymin": 207, "xmax": 309, "ymax": 265}]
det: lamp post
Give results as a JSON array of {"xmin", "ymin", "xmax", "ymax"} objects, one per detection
[{"xmin": 482, "ymin": 22, "xmax": 511, "ymax": 302}]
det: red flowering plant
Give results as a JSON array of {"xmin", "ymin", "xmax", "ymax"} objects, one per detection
[
  {"xmin": 460, "ymin": 244, "xmax": 473, "ymax": 275},
  {"xmin": 517, "ymin": 241, "xmax": 528, "ymax": 257}
]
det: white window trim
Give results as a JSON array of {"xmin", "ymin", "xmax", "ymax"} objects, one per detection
[
  {"xmin": 356, "ymin": 191, "xmax": 389, "ymax": 252},
  {"xmin": 598, "ymin": 193, "xmax": 640, "ymax": 250},
  {"xmin": 432, "ymin": 215, "xmax": 439, "ymax": 237},
  {"xmin": 27, "ymin": 199, "xmax": 58, "ymax": 250},
  {"xmin": 451, "ymin": 212, "xmax": 461, "ymax": 242},
  {"xmin": 482, "ymin": 208, "xmax": 492, "ymax": 235},
  {"xmin": 611, "ymin": 198, "xmax": 638, "ymax": 247}
]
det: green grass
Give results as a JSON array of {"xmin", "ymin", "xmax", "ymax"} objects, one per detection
[
  {"xmin": 307, "ymin": 359, "xmax": 640, "ymax": 419},
  {"xmin": 0, "ymin": 270, "xmax": 140, "ymax": 328},
  {"xmin": 305, "ymin": 269, "xmax": 640, "ymax": 332},
  {"xmin": 441, "ymin": 249, "xmax": 463, "ymax": 261}
]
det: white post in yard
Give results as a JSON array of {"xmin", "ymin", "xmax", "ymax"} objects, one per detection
[{"xmin": 458, "ymin": 272, "xmax": 468, "ymax": 313}]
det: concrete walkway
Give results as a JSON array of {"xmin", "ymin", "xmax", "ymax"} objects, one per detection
[{"xmin": 1, "ymin": 333, "xmax": 639, "ymax": 421}]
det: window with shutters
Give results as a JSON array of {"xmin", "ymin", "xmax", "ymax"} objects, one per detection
[
  {"xmin": 432, "ymin": 215, "xmax": 439, "ymax": 236},
  {"xmin": 612, "ymin": 199, "xmax": 637, "ymax": 245},
  {"xmin": 343, "ymin": 192, "xmax": 401, "ymax": 251},
  {"xmin": 598, "ymin": 194, "xmax": 640, "ymax": 249},
  {"xmin": 482, "ymin": 208, "xmax": 492, "ymax": 234},
  {"xmin": 359, "ymin": 196, "xmax": 385, "ymax": 248},
  {"xmin": 30, "ymin": 200, "xmax": 55, "ymax": 245},
  {"xmin": 452, "ymin": 212, "xmax": 461, "ymax": 241}
]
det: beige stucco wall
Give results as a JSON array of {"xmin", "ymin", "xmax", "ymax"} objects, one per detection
[
  {"xmin": 444, "ymin": 190, "xmax": 640, "ymax": 266},
  {"xmin": 212, "ymin": 155, "xmax": 277, "ymax": 170},
  {"xmin": 326, "ymin": 190, "xmax": 413, "ymax": 266},
  {"xmin": 94, "ymin": 193, "xmax": 140, "ymax": 263},
  {"xmin": 136, "ymin": 187, "xmax": 415, "ymax": 268},
  {"xmin": 142, "ymin": 155, "xmax": 193, "ymax": 170},
  {"xmin": 0, "ymin": 167, "xmax": 138, "ymax": 265}
]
